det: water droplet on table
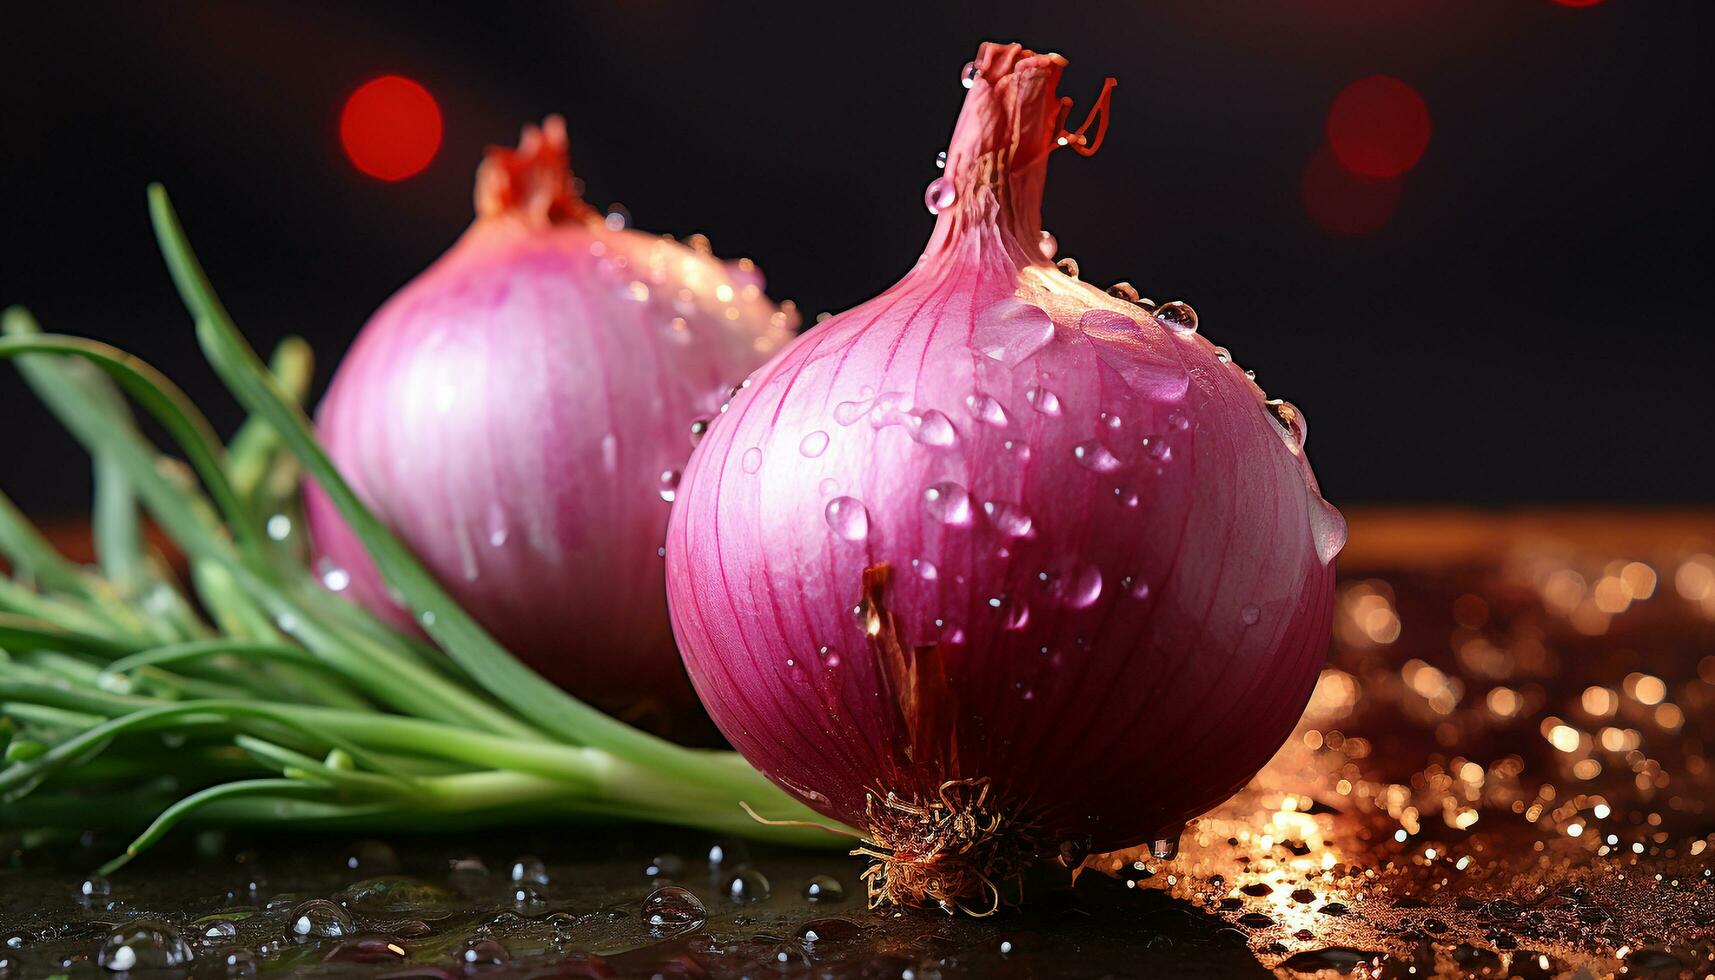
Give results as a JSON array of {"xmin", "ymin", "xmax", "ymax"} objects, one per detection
[
  {"xmin": 803, "ymin": 875, "xmax": 846, "ymax": 903},
  {"xmin": 642, "ymin": 885, "xmax": 706, "ymax": 935},
  {"xmin": 98, "ymin": 920, "xmax": 191, "ymax": 972},
  {"xmin": 288, "ymin": 899, "xmax": 354, "ymax": 939},
  {"xmin": 723, "ymin": 869, "xmax": 771, "ymax": 902}
]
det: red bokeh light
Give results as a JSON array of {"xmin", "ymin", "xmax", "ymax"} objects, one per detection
[
  {"xmin": 340, "ymin": 75, "xmax": 442, "ymax": 181},
  {"xmin": 1325, "ymin": 75, "xmax": 1431, "ymax": 180},
  {"xmin": 1302, "ymin": 147, "xmax": 1401, "ymax": 238},
  {"xmin": 1552, "ymin": 0, "xmax": 1603, "ymax": 6}
]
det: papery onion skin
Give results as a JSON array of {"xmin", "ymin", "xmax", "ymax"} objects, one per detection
[
  {"xmin": 666, "ymin": 44, "xmax": 1344, "ymax": 899},
  {"xmin": 307, "ymin": 117, "xmax": 796, "ymax": 718}
]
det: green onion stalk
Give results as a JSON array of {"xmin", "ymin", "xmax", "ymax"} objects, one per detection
[{"xmin": 0, "ymin": 187, "xmax": 850, "ymax": 872}]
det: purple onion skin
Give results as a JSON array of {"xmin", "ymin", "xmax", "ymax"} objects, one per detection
[
  {"xmin": 308, "ymin": 118, "xmax": 794, "ymax": 715},
  {"xmin": 665, "ymin": 45, "xmax": 1344, "ymax": 853}
]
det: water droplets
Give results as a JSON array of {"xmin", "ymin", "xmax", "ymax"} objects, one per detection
[
  {"xmin": 964, "ymin": 393, "xmax": 1009, "ymax": 427},
  {"xmin": 1056, "ymin": 257, "xmax": 1080, "ymax": 279},
  {"xmin": 799, "ymin": 430, "xmax": 830, "ymax": 458},
  {"xmin": 723, "ymin": 869, "xmax": 771, "ymax": 902},
  {"xmin": 1310, "ymin": 498, "xmax": 1348, "ymax": 566},
  {"xmin": 1067, "ymin": 566, "xmax": 1104, "ymax": 608},
  {"xmin": 657, "ymin": 469, "xmax": 681, "ymax": 502},
  {"xmin": 317, "ymin": 558, "xmax": 350, "ymax": 593},
  {"xmin": 912, "ymin": 409, "xmax": 957, "ymax": 448},
  {"xmin": 741, "ymin": 446, "xmax": 763, "ymax": 473},
  {"xmin": 803, "ymin": 875, "xmax": 846, "ymax": 903},
  {"xmin": 833, "ymin": 396, "xmax": 873, "ymax": 426},
  {"xmin": 1241, "ymin": 604, "xmax": 1261, "ymax": 625},
  {"xmin": 982, "ymin": 501, "xmax": 1034, "ymax": 538},
  {"xmin": 97, "ymin": 920, "xmax": 190, "ymax": 972},
  {"xmin": 1155, "ymin": 299, "xmax": 1198, "ymax": 332},
  {"xmin": 265, "ymin": 514, "xmax": 292, "ymax": 541},
  {"xmin": 824, "ymin": 497, "xmax": 870, "ymax": 541},
  {"xmin": 289, "ymin": 899, "xmax": 354, "ymax": 939},
  {"xmin": 1073, "ymin": 441, "xmax": 1122, "ymax": 473},
  {"xmin": 1025, "ymin": 385, "xmax": 1062, "ymax": 415},
  {"xmin": 923, "ymin": 483, "xmax": 973, "ymax": 525},
  {"xmin": 924, "ymin": 177, "xmax": 956, "ymax": 214},
  {"xmin": 912, "ymin": 558, "xmax": 939, "ymax": 581},
  {"xmin": 1039, "ymin": 230, "xmax": 1058, "ymax": 259},
  {"xmin": 642, "ymin": 886, "xmax": 706, "ymax": 935},
  {"xmin": 1267, "ymin": 398, "xmax": 1308, "ymax": 449},
  {"xmin": 960, "ymin": 60, "xmax": 979, "ymax": 87}
]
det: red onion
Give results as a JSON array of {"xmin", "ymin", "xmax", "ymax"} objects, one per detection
[
  {"xmin": 307, "ymin": 117, "xmax": 796, "ymax": 718},
  {"xmin": 665, "ymin": 44, "xmax": 1345, "ymax": 911}
]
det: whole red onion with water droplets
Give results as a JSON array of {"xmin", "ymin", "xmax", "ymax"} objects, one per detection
[
  {"xmin": 665, "ymin": 44, "xmax": 1345, "ymax": 910},
  {"xmin": 307, "ymin": 117, "xmax": 796, "ymax": 720}
]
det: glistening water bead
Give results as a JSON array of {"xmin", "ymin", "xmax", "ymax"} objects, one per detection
[{"xmin": 924, "ymin": 177, "xmax": 956, "ymax": 215}]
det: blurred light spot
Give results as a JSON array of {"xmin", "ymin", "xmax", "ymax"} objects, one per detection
[
  {"xmin": 341, "ymin": 76, "xmax": 442, "ymax": 181},
  {"xmin": 1553, "ymin": 0, "xmax": 1604, "ymax": 6},
  {"xmin": 1301, "ymin": 148, "xmax": 1400, "ymax": 237},
  {"xmin": 1326, "ymin": 75, "xmax": 1431, "ymax": 179}
]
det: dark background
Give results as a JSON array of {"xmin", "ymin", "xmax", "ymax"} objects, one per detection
[{"xmin": 3, "ymin": 1, "xmax": 1710, "ymax": 516}]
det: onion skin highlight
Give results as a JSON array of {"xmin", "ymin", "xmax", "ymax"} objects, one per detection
[
  {"xmin": 666, "ymin": 44, "xmax": 1344, "ymax": 909},
  {"xmin": 308, "ymin": 117, "xmax": 796, "ymax": 720}
]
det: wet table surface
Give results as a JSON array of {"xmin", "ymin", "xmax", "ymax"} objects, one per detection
[{"xmin": 3, "ymin": 510, "xmax": 1713, "ymax": 978}]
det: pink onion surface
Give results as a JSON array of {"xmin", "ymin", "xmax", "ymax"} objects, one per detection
[
  {"xmin": 666, "ymin": 44, "xmax": 1345, "ymax": 908},
  {"xmin": 308, "ymin": 117, "xmax": 796, "ymax": 719}
]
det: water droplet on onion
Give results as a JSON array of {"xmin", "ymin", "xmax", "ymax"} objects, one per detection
[
  {"xmin": 964, "ymin": 393, "xmax": 1009, "ymax": 426},
  {"xmin": 658, "ymin": 469, "xmax": 681, "ymax": 502},
  {"xmin": 1107, "ymin": 281, "xmax": 1141, "ymax": 302},
  {"xmin": 1067, "ymin": 566, "xmax": 1103, "ymax": 608},
  {"xmin": 924, "ymin": 177, "xmax": 956, "ymax": 214},
  {"xmin": 799, "ymin": 430, "xmax": 830, "ymax": 457},
  {"xmin": 1038, "ymin": 229, "xmax": 1058, "ymax": 259},
  {"xmin": 911, "ymin": 409, "xmax": 957, "ymax": 447},
  {"xmin": 1156, "ymin": 300, "xmax": 1198, "ymax": 332},
  {"xmin": 1025, "ymin": 385, "xmax": 1061, "ymax": 415},
  {"xmin": 960, "ymin": 61, "xmax": 978, "ymax": 87},
  {"xmin": 1073, "ymin": 441, "xmax": 1122, "ymax": 472},
  {"xmin": 741, "ymin": 446, "xmax": 763, "ymax": 473},
  {"xmin": 1056, "ymin": 257, "xmax": 1080, "ymax": 278},
  {"xmin": 982, "ymin": 501, "xmax": 1034, "ymax": 538},
  {"xmin": 935, "ymin": 150, "xmax": 947, "ymax": 169},
  {"xmin": 923, "ymin": 482, "xmax": 973, "ymax": 525},
  {"xmin": 913, "ymin": 558, "xmax": 939, "ymax": 580},
  {"xmin": 1241, "ymin": 604, "xmax": 1261, "ymax": 625},
  {"xmin": 824, "ymin": 497, "xmax": 870, "ymax": 540}
]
